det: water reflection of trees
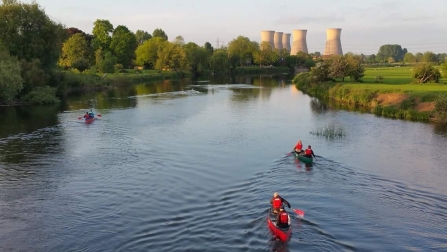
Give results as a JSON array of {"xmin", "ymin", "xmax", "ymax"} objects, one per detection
[
  {"xmin": 0, "ymin": 105, "xmax": 65, "ymax": 167},
  {"xmin": 63, "ymin": 79, "xmax": 192, "ymax": 110},
  {"xmin": 310, "ymin": 98, "xmax": 371, "ymax": 115},
  {"xmin": 227, "ymin": 75, "xmax": 292, "ymax": 102}
]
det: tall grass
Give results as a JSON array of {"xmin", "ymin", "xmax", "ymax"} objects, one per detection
[{"xmin": 310, "ymin": 123, "xmax": 347, "ymax": 139}]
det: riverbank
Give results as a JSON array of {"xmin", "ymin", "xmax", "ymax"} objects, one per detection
[{"xmin": 293, "ymin": 68, "xmax": 447, "ymax": 123}]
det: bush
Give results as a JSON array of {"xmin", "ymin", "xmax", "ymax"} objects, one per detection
[
  {"xmin": 71, "ymin": 58, "xmax": 90, "ymax": 72},
  {"xmin": 435, "ymin": 96, "xmax": 447, "ymax": 115},
  {"xmin": 412, "ymin": 63, "xmax": 441, "ymax": 83},
  {"xmin": 375, "ymin": 75, "xmax": 384, "ymax": 83},
  {"xmin": 22, "ymin": 86, "xmax": 60, "ymax": 104}
]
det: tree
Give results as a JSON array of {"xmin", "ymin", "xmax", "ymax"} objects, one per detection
[
  {"xmin": 253, "ymin": 41, "xmax": 275, "ymax": 66},
  {"xmin": 91, "ymin": 19, "xmax": 114, "ymax": 51},
  {"xmin": 152, "ymin": 28, "xmax": 168, "ymax": 40},
  {"xmin": 415, "ymin": 52, "xmax": 423, "ymax": 62},
  {"xmin": 412, "ymin": 63, "xmax": 441, "ymax": 83},
  {"xmin": 209, "ymin": 49, "xmax": 229, "ymax": 72},
  {"xmin": 97, "ymin": 51, "xmax": 117, "ymax": 73},
  {"xmin": 403, "ymin": 52, "xmax": 415, "ymax": 63},
  {"xmin": 422, "ymin": 51, "xmax": 438, "ymax": 63},
  {"xmin": 204, "ymin": 42, "xmax": 214, "ymax": 55},
  {"xmin": 173, "ymin": 35, "xmax": 185, "ymax": 46},
  {"xmin": 110, "ymin": 25, "xmax": 137, "ymax": 67},
  {"xmin": 346, "ymin": 54, "xmax": 365, "ymax": 82},
  {"xmin": 135, "ymin": 30, "xmax": 152, "ymax": 45},
  {"xmin": 58, "ymin": 33, "xmax": 91, "ymax": 70},
  {"xmin": 368, "ymin": 54, "xmax": 376, "ymax": 63},
  {"xmin": 183, "ymin": 42, "xmax": 208, "ymax": 75},
  {"xmin": 155, "ymin": 42, "xmax": 187, "ymax": 71},
  {"xmin": 376, "ymin": 44, "xmax": 406, "ymax": 62},
  {"xmin": 227, "ymin": 36, "xmax": 257, "ymax": 66},
  {"xmin": 0, "ymin": 1, "xmax": 66, "ymax": 70},
  {"xmin": 0, "ymin": 50, "xmax": 23, "ymax": 103},
  {"xmin": 134, "ymin": 37, "xmax": 167, "ymax": 68},
  {"xmin": 328, "ymin": 56, "xmax": 349, "ymax": 81}
]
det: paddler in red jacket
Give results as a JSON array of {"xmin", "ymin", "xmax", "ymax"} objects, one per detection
[
  {"xmin": 270, "ymin": 192, "xmax": 291, "ymax": 214},
  {"xmin": 276, "ymin": 207, "xmax": 290, "ymax": 228},
  {"xmin": 304, "ymin": 145, "xmax": 316, "ymax": 158},
  {"xmin": 294, "ymin": 140, "xmax": 303, "ymax": 154}
]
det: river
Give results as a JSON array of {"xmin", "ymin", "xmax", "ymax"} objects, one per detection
[{"xmin": 1, "ymin": 75, "xmax": 447, "ymax": 252}]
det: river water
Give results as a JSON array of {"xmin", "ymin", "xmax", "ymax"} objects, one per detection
[{"xmin": 1, "ymin": 75, "xmax": 447, "ymax": 252}]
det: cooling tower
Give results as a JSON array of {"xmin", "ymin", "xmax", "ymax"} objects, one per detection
[
  {"xmin": 282, "ymin": 33, "xmax": 291, "ymax": 52},
  {"xmin": 290, "ymin": 30, "xmax": 308, "ymax": 55},
  {"xmin": 323, "ymin": 28, "xmax": 343, "ymax": 56},
  {"xmin": 260, "ymin": 30, "xmax": 275, "ymax": 49},
  {"xmin": 274, "ymin": 32, "xmax": 283, "ymax": 50}
]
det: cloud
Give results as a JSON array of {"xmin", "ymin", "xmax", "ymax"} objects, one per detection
[{"xmin": 275, "ymin": 15, "xmax": 345, "ymax": 25}]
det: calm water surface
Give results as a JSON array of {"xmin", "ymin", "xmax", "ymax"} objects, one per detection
[{"xmin": 1, "ymin": 75, "xmax": 447, "ymax": 252}]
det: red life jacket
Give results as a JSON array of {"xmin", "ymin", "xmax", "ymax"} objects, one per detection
[
  {"xmin": 305, "ymin": 149, "xmax": 312, "ymax": 155},
  {"xmin": 273, "ymin": 197, "xmax": 282, "ymax": 208},
  {"xmin": 279, "ymin": 212, "xmax": 288, "ymax": 223},
  {"xmin": 295, "ymin": 143, "xmax": 302, "ymax": 150}
]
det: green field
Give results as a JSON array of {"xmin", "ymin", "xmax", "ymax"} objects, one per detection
[{"xmin": 362, "ymin": 66, "xmax": 447, "ymax": 85}]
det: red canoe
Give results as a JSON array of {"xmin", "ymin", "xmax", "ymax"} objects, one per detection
[
  {"xmin": 267, "ymin": 208, "xmax": 292, "ymax": 242},
  {"xmin": 85, "ymin": 117, "xmax": 95, "ymax": 124}
]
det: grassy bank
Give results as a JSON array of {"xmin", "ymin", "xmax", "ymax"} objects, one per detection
[{"xmin": 293, "ymin": 67, "xmax": 447, "ymax": 122}]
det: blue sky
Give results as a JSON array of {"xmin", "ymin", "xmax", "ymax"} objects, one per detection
[{"xmin": 35, "ymin": 0, "xmax": 447, "ymax": 54}]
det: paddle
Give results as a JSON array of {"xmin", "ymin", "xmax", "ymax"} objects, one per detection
[{"xmin": 293, "ymin": 208, "xmax": 305, "ymax": 218}]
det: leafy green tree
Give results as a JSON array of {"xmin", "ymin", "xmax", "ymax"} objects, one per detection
[
  {"xmin": 310, "ymin": 61, "xmax": 331, "ymax": 83},
  {"xmin": 0, "ymin": 50, "xmax": 23, "ymax": 103},
  {"xmin": 403, "ymin": 52, "xmax": 415, "ymax": 63},
  {"xmin": 412, "ymin": 63, "xmax": 441, "ymax": 83},
  {"xmin": 0, "ymin": 1, "xmax": 65, "ymax": 70},
  {"xmin": 437, "ymin": 53, "xmax": 447, "ymax": 64},
  {"xmin": 58, "ymin": 33, "xmax": 91, "ymax": 69},
  {"xmin": 20, "ymin": 59, "xmax": 49, "ymax": 94},
  {"xmin": 183, "ymin": 42, "xmax": 208, "ymax": 75},
  {"xmin": 135, "ymin": 30, "xmax": 152, "ymax": 45},
  {"xmin": 253, "ymin": 41, "xmax": 275, "ymax": 66},
  {"xmin": 152, "ymin": 28, "xmax": 168, "ymax": 40},
  {"xmin": 173, "ymin": 35, "xmax": 185, "ymax": 46},
  {"xmin": 98, "ymin": 51, "xmax": 117, "ymax": 73},
  {"xmin": 422, "ymin": 51, "xmax": 438, "ymax": 63},
  {"xmin": 345, "ymin": 54, "xmax": 365, "ymax": 82},
  {"xmin": 92, "ymin": 19, "xmax": 114, "ymax": 51},
  {"xmin": 376, "ymin": 44, "xmax": 406, "ymax": 62},
  {"xmin": 328, "ymin": 56, "xmax": 349, "ymax": 81},
  {"xmin": 134, "ymin": 37, "xmax": 167, "ymax": 68},
  {"xmin": 110, "ymin": 25, "xmax": 137, "ymax": 68},
  {"xmin": 155, "ymin": 42, "xmax": 187, "ymax": 71},
  {"xmin": 227, "ymin": 36, "xmax": 257, "ymax": 66},
  {"xmin": 204, "ymin": 42, "xmax": 214, "ymax": 55},
  {"xmin": 415, "ymin": 52, "xmax": 423, "ymax": 62},
  {"xmin": 368, "ymin": 54, "xmax": 376, "ymax": 63},
  {"xmin": 209, "ymin": 49, "xmax": 229, "ymax": 72}
]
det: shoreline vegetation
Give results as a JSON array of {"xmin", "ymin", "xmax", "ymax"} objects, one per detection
[
  {"xmin": 0, "ymin": 1, "xmax": 301, "ymax": 106},
  {"xmin": 293, "ymin": 66, "xmax": 447, "ymax": 123}
]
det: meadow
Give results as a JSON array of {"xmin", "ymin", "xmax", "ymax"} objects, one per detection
[{"xmin": 294, "ymin": 66, "xmax": 447, "ymax": 122}]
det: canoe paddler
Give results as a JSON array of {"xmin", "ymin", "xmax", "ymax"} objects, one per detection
[{"xmin": 270, "ymin": 192, "xmax": 291, "ymax": 214}]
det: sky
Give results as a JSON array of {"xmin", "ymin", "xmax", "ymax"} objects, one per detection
[{"xmin": 33, "ymin": 0, "xmax": 447, "ymax": 55}]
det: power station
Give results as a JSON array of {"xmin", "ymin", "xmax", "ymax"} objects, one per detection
[
  {"xmin": 323, "ymin": 28, "xmax": 343, "ymax": 56},
  {"xmin": 282, "ymin": 33, "xmax": 291, "ymax": 52},
  {"xmin": 273, "ymin": 32, "xmax": 283, "ymax": 50},
  {"xmin": 290, "ymin": 29, "xmax": 308, "ymax": 55},
  {"xmin": 260, "ymin": 28, "xmax": 344, "ymax": 56},
  {"xmin": 260, "ymin": 30, "xmax": 275, "ymax": 49}
]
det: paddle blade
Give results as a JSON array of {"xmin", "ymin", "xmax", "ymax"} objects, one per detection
[
  {"xmin": 96, "ymin": 114, "xmax": 101, "ymax": 117},
  {"xmin": 293, "ymin": 208, "xmax": 305, "ymax": 218},
  {"xmin": 78, "ymin": 117, "xmax": 82, "ymax": 119}
]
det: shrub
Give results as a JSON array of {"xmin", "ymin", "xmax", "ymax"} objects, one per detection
[
  {"xmin": 22, "ymin": 86, "xmax": 60, "ymax": 104},
  {"xmin": 435, "ymin": 96, "xmax": 447, "ymax": 115},
  {"xmin": 375, "ymin": 75, "xmax": 384, "ymax": 83},
  {"xmin": 412, "ymin": 63, "xmax": 441, "ymax": 83}
]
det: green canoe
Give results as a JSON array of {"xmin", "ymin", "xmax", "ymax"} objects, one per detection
[{"xmin": 294, "ymin": 152, "xmax": 313, "ymax": 164}]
